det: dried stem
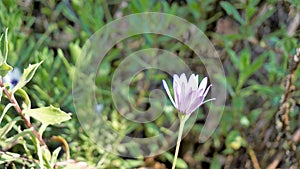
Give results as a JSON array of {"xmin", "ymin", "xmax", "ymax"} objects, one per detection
[
  {"xmin": 0, "ymin": 79, "xmax": 48, "ymax": 149},
  {"xmin": 247, "ymin": 145, "xmax": 261, "ymax": 169},
  {"xmin": 273, "ymin": 48, "xmax": 300, "ymax": 166}
]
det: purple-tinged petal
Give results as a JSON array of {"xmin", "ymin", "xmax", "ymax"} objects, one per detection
[
  {"xmin": 201, "ymin": 98, "xmax": 216, "ymax": 105},
  {"xmin": 188, "ymin": 74, "xmax": 198, "ymax": 91},
  {"xmin": 181, "ymin": 89, "xmax": 194, "ymax": 113},
  {"xmin": 179, "ymin": 73, "xmax": 187, "ymax": 85},
  {"xmin": 178, "ymin": 80, "xmax": 186, "ymax": 112},
  {"xmin": 162, "ymin": 80, "xmax": 176, "ymax": 107},
  {"xmin": 198, "ymin": 77, "xmax": 207, "ymax": 95},
  {"xmin": 202, "ymin": 84, "xmax": 212, "ymax": 98},
  {"xmin": 186, "ymin": 95, "xmax": 204, "ymax": 114},
  {"xmin": 173, "ymin": 74, "xmax": 180, "ymax": 107},
  {"xmin": 184, "ymin": 90, "xmax": 198, "ymax": 114}
]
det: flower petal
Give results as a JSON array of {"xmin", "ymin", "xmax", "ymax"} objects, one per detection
[
  {"xmin": 186, "ymin": 95, "xmax": 204, "ymax": 114},
  {"xmin": 179, "ymin": 73, "xmax": 187, "ymax": 85},
  {"xmin": 198, "ymin": 77, "xmax": 207, "ymax": 95},
  {"xmin": 188, "ymin": 74, "xmax": 198, "ymax": 91},
  {"xmin": 202, "ymin": 84, "xmax": 212, "ymax": 98},
  {"xmin": 178, "ymin": 78, "xmax": 187, "ymax": 112},
  {"xmin": 184, "ymin": 89, "xmax": 198, "ymax": 114},
  {"xmin": 202, "ymin": 98, "xmax": 216, "ymax": 105},
  {"xmin": 162, "ymin": 80, "xmax": 176, "ymax": 107},
  {"xmin": 173, "ymin": 74, "xmax": 180, "ymax": 107}
]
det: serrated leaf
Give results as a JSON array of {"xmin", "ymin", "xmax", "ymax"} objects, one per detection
[
  {"xmin": 23, "ymin": 105, "xmax": 71, "ymax": 125},
  {"xmin": 12, "ymin": 61, "xmax": 43, "ymax": 93}
]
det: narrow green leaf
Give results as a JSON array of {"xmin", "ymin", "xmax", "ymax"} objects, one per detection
[
  {"xmin": 15, "ymin": 88, "xmax": 31, "ymax": 109},
  {"xmin": 0, "ymin": 28, "xmax": 13, "ymax": 77},
  {"xmin": 42, "ymin": 146, "xmax": 52, "ymax": 168},
  {"xmin": 246, "ymin": 52, "xmax": 268, "ymax": 78},
  {"xmin": 50, "ymin": 147, "xmax": 61, "ymax": 166},
  {"xmin": 252, "ymin": 7, "xmax": 275, "ymax": 27},
  {"xmin": 6, "ymin": 127, "xmax": 33, "ymax": 143},
  {"xmin": 23, "ymin": 105, "xmax": 71, "ymax": 125},
  {"xmin": 164, "ymin": 152, "xmax": 188, "ymax": 169},
  {"xmin": 239, "ymin": 48, "xmax": 251, "ymax": 71},
  {"xmin": 226, "ymin": 48, "xmax": 240, "ymax": 70},
  {"xmin": 245, "ymin": 6, "xmax": 257, "ymax": 22},
  {"xmin": 39, "ymin": 123, "xmax": 48, "ymax": 137},
  {"xmin": 220, "ymin": 1, "xmax": 244, "ymax": 24},
  {"xmin": 0, "ymin": 103, "xmax": 14, "ymax": 123},
  {"xmin": 12, "ymin": 61, "xmax": 43, "ymax": 93},
  {"xmin": 0, "ymin": 118, "xmax": 19, "ymax": 139}
]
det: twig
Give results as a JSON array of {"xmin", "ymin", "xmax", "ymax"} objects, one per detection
[
  {"xmin": 287, "ymin": 10, "xmax": 300, "ymax": 36},
  {"xmin": 0, "ymin": 79, "xmax": 48, "ymax": 149},
  {"xmin": 247, "ymin": 145, "xmax": 261, "ymax": 169},
  {"xmin": 274, "ymin": 47, "xmax": 300, "ymax": 166},
  {"xmin": 266, "ymin": 152, "xmax": 285, "ymax": 169}
]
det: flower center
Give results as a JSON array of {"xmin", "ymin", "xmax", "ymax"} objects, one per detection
[{"xmin": 11, "ymin": 79, "xmax": 19, "ymax": 86}]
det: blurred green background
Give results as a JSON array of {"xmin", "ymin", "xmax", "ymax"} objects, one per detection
[{"xmin": 0, "ymin": 0, "xmax": 299, "ymax": 168}]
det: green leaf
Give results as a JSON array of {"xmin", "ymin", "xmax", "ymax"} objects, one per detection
[
  {"xmin": 239, "ymin": 48, "xmax": 251, "ymax": 71},
  {"xmin": 252, "ymin": 7, "xmax": 275, "ymax": 27},
  {"xmin": 12, "ymin": 61, "xmax": 43, "ymax": 93},
  {"xmin": 220, "ymin": 1, "xmax": 244, "ymax": 24},
  {"xmin": 240, "ymin": 116, "xmax": 250, "ymax": 128},
  {"xmin": 50, "ymin": 147, "xmax": 61, "ymax": 166},
  {"xmin": 175, "ymin": 158, "xmax": 188, "ymax": 169},
  {"xmin": 210, "ymin": 154, "xmax": 221, "ymax": 169},
  {"xmin": 226, "ymin": 48, "xmax": 240, "ymax": 70},
  {"xmin": 225, "ymin": 130, "xmax": 244, "ymax": 150},
  {"xmin": 0, "ymin": 62, "xmax": 13, "ymax": 77},
  {"xmin": 15, "ymin": 88, "xmax": 31, "ymax": 109},
  {"xmin": 23, "ymin": 105, "xmax": 71, "ymax": 125},
  {"xmin": 0, "ymin": 118, "xmax": 19, "ymax": 139},
  {"xmin": 124, "ymin": 159, "xmax": 144, "ymax": 168},
  {"xmin": 244, "ymin": 52, "xmax": 268, "ymax": 79},
  {"xmin": 164, "ymin": 152, "xmax": 188, "ymax": 169},
  {"xmin": 245, "ymin": 6, "xmax": 257, "ymax": 22},
  {"xmin": 42, "ymin": 146, "xmax": 52, "ymax": 168},
  {"xmin": 6, "ymin": 127, "xmax": 33, "ymax": 143},
  {"xmin": 0, "ymin": 103, "xmax": 14, "ymax": 123},
  {"xmin": 0, "ymin": 28, "xmax": 13, "ymax": 77}
]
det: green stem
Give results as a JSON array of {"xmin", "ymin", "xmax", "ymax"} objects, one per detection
[{"xmin": 172, "ymin": 116, "xmax": 187, "ymax": 169}]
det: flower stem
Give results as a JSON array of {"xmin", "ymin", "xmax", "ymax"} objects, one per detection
[{"xmin": 172, "ymin": 116, "xmax": 186, "ymax": 169}]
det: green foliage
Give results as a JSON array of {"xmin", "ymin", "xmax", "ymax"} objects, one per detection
[
  {"xmin": 0, "ymin": 0, "xmax": 299, "ymax": 168},
  {"xmin": 23, "ymin": 106, "xmax": 71, "ymax": 126},
  {"xmin": 12, "ymin": 62, "xmax": 43, "ymax": 93},
  {"xmin": 0, "ymin": 29, "xmax": 70, "ymax": 168},
  {"xmin": 0, "ymin": 29, "xmax": 12, "ymax": 76}
]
